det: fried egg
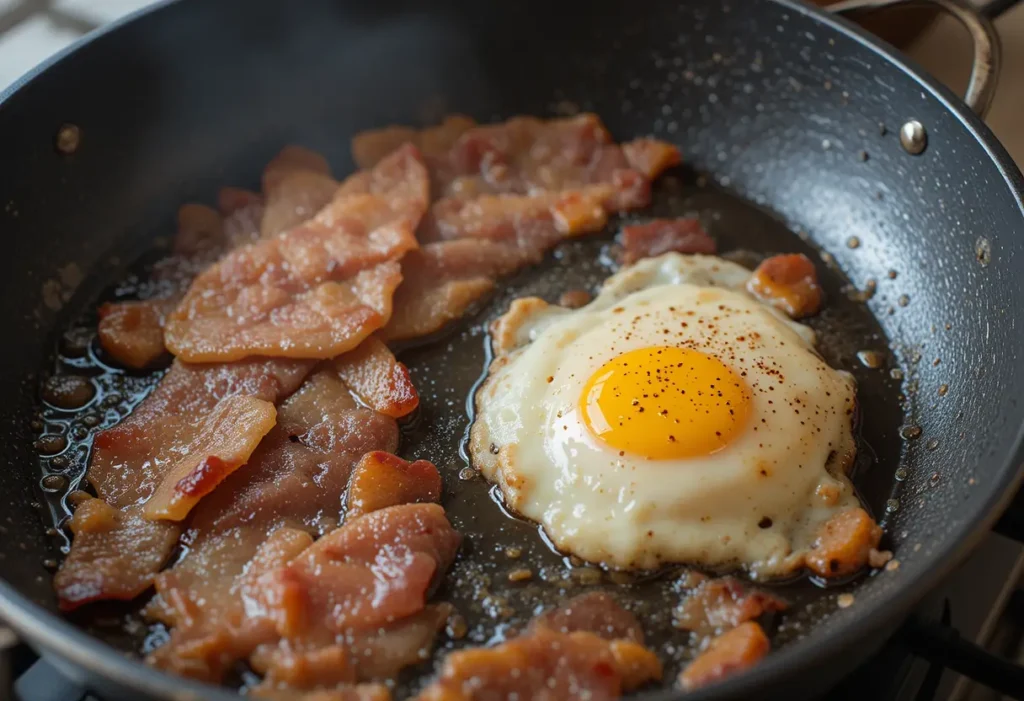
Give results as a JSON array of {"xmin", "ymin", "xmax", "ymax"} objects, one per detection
[{"xmin": 470, "ymin": 253, "xmax": 861, "ymax": 577}]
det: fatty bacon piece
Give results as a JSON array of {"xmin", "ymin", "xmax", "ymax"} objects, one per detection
[
  {"xmin": 54, "ymin": 358, "xmax": 312, "ymax": 611},
  {"xmin": 417, "ymin": 593, "xmax": 661, "ymax": 701},
  {"xmin": 165, "ymin": 144, "xmax": 429, "ymax": 362},
  {"xmin": 144, "ymin": 355, "xmax": 407, "ymax": 681},
  {"xmin": 247, "ymin": 504, "xmax": 461, "ymax": 697}
]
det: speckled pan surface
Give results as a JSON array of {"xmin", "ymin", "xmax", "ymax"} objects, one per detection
[{"xmin": 0, "ymin": 0, "xmax": 1023, "ymax": 699}]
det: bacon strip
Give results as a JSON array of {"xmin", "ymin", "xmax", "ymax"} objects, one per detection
[
  {"xmin": 418, "ymin": 594, "xmax": 661, "ymax": 701},
  {"xmin": 165, "ymin": 145, "xmax": 429, "ymax": 362},
  {"xmin": 54, "ymin": 358, "xmax": 312, "ymax": 610},
  {"xmin": 618, "ymin": 218, "xmax": 716, "ymax": 265},
  {"xmin": 381, "ymin": 240, "xmax": 533, "ymax": 342},
  {"xmin": 245, "ymin": 504, "xmax": 460, "ymax": 696},
  {"xmin": 143, "ymin": 395, "xmax": 278, "ymax": 521},
  {"xmin": 54, "ymin": 499, "xmax": 179, "ymax": 611}
]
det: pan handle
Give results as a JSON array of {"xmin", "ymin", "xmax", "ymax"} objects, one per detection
[{"xmin": 827, "ymin": 0, "xmax": 1002, "ymax": 117}]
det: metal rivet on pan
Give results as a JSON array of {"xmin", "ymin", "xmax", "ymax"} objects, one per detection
[
  {"xmin": 55, "ymin": 124, "xmax": 80, "ymax": 154},
  {"xmin": 899, "ymin": 120, "xmax": 927, "ymax": 155}
]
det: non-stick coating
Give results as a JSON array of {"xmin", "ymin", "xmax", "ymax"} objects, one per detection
[{"xmin": 1, "ymin": 1, "xmax": 1023, "ymax": 700}]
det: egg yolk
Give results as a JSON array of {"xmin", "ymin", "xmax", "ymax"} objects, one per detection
[{"xmin": 579, "ymin": 346, "xmax": 752, "ymax": 459}]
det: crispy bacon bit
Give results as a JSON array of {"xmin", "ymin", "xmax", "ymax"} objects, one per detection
[
  {"xmin": 332, "ymin": 337, "xmax": 419, "ymax": 418},
  {"xmin": 679, "ymin": 621, "xmax": 770, "ymax": 691},
  {"xmin": 54, "ymin": 499, "xmax": 179, "ymax": 611},
  {"xmin": 55, "ymin": 358, "xmax": 312, "ymax": 609},
  {"xmin": 747, "ymin": 253, "xmax": 823, "ymax": 319},
  {"xmin": 166, "ymin": 145, "xmax": 428, "ymax": 362},
  {"xmin": 344, "ymin": 451, "xmax": 442, "ymax": 521},
  {"xmin": 621, "ymin": 138, "xmax": 682, "ymax": 180},
  {"xmin": 143, "ymin": 395, "xmax": 278, "ymax": 521},
  {"xmin": 619, "ymin": 218, "xmax": 716, "ymax": 265},
  {"xmin": 352, "ymin": 115, "xmax": 477, "ymax": 170},
  {"xmin": 673, "ymin": 577, "xmax": 788, "ymax": 635},
  {"xmin": 805, "ymin": 507, "xmax": 883, "ymax": 577},
  {"xmin": 261, "ymin": 146, "xmax": 340, "ymax": 238},
  {"xmin": 417, "ymin": 628, "xmax": 661, "ymax": 701},
  {"xmin": 97, "ymin": 299, "xmax": 171, "ymax": 368},
  {"xmin": 530, "ymin": 592, "xmax": 645, "ymax": 643}
]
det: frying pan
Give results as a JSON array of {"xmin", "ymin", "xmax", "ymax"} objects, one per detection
[{"xmin": 2, "ymin": 0, "xmax": 1024, "ymax": 699}]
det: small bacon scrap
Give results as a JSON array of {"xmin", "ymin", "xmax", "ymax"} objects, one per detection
[
  {"xmin": 332, "ymin": 337, "xmax": 418, "ymax": 418},
  {"xmin": 747, "ymin": 253, "xmax": 823, "ymax": 318},
  {"xmin": 618, "ymin": 218, "xmax": 716, "ymax": 265},
  {"xmin": 805, "ymin": 507, "xmax": 883, "ymax": 578},
  {"xmin": 143, "ymin": 395, "xmax": 278, "ymax": 521},
  {"xmin": 673, "ymin": 577, "xmax": 788, "ymax": 635},
  {"xmin": 678, "ymin": 621, "xmax": 770, "ymax": 691},
  {"xmin": 97, "ymin": 299, "xmax": 172, "ymax": 369},
  {"xmin": 621, "ymin": 138, "xmax": 683, "ymax": 180},
  {"xmin": 344, "ymin": 451, "xmax": 442, "ymax": 521},
  {"xmin": 165, "ymin": 145, "xmax": 429, "ymax": 362}
]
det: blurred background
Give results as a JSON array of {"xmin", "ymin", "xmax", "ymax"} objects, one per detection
[{"xmin": 0, "ymin": 0, "xmax": 1022, "ymax": 164}]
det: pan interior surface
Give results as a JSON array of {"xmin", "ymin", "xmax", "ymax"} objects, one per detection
[{"xmin": 1, "ymin": 1, "xmax": 1023, "ymax": 699}]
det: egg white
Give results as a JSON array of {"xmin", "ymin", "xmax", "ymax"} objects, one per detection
[{"xmin": 470, "ymin": 254, "xmax": 861, "ymax": 577}]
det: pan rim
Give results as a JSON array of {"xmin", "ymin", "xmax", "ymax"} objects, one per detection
[{"xmin": 1, "ymin": 0, "xmax": 1023, "ymax": 699}]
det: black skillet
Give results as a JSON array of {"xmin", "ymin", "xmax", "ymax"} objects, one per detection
[{"xmin": 2, "ymin": 0, "xmax": 1024, "ymax": 699}]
